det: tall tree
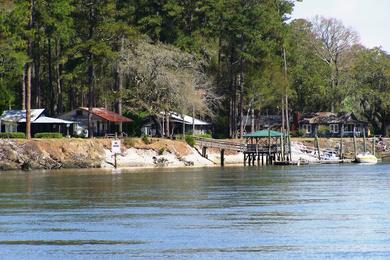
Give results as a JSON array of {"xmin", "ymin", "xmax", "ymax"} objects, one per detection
[{"xmin": 309, "ymin": 16, "xmax": 359, "ymax": 112}]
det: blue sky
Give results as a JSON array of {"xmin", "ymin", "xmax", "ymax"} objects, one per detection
[{"xmin": 292, "ymin": 0, "xmax": 389, "ymax": 52}]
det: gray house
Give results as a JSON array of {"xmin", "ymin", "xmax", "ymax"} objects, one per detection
[
  {"xmin": 298, "ymin": 112, "xmax": 369, "ymax": 137},
  {"xmin": 0, "ymin": 109, "xmax": 74, "ymax": 136}
]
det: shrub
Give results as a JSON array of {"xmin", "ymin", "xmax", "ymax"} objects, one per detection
[
  {"xmin": 34, "ymin": 132, "xmax": 63, "ymax": 138},
  {"xmin": 158, "ymin": 147, "xmax": 166, "ymax": 155},
  {"xmin": 317, "ymin": 125, "xmax": 329, "ymax": 137},
  {"xmin": 0, "ymin": 132, "xmax": 26, "ymax": 139},
  {"xmin": 185, "ymin": 135, "xmax": 196, "ymax": 147},
  {"xmin": 123, "ymin": 137, "xmax": 136, "ymax": 147},
  {"xmin": 142, "ymin": 135, "xmax": 151, "ymax": 144},
  {"xmin": 193, "ymin": 133, "xmax": 212, "ymax": 139},
  {"xmin": 292, "ymin": 129, "xmax": 305, "ymax": 137}
]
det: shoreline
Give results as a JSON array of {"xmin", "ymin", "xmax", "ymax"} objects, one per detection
[{"xmin": 0, "ymin": 137, "xmax": 386, "ymax": 172}]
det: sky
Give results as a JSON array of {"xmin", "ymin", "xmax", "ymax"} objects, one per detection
[{"xmin": 292, "ymin": 0, "xmax": 390, "ymax": 52}]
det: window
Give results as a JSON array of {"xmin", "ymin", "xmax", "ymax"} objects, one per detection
[
  {"xmin": 330, "ymin": 124, "xmax": 339, "ymax": 133},
  {"xmin": 344, "ymin": 124, "xmax": 354, "ymax": 132},
  {"xmin": 302, "ymin": 124, "xmax": 312, "ymax": 134},
  {"xmin": 5, "ymin": 123, "xmax": 17, "ymax": 133}
]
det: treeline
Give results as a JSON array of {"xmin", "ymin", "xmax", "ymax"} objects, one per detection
[{"xmin": 0, "ymin": 1, "xmax": 390, "ymax": 137}]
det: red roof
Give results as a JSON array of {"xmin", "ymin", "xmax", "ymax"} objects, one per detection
[{"xmin": 80, "ymin": 107, "xmax": 132, "ymax": 123}]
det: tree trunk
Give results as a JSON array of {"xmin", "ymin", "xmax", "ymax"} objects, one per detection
[
  {"xmin": 165, "ymin": 111, "xmax": 170, "ymax": 138},
  {"xmin": 251, "ymin": 103, "xmax": 255, "ymax": 133},
  {"xmin": 192, "ymin": 106, "xmax": 195, "ymax": 135},
  {"xmin": 239, "ymin": 58, "xmax": 244, "ymax": 138},
  {"xmin": 22, "ymin": 65, "xmax": 26, "ymax": 110},
  {"xmin": 88, "ymin": 56, "xmax": 94, "ymax": 138},
  {"xmin": 56, "ymin": 39, "xmax": 63, "ymax": 115},
  {"xmin": 48, "ymin": 37, "xmax": 53, "ymax": 114},
  {"xmin": 25, "ymin": 0, "xmax": 34, "ymax": 139},
  {"xmin": 33, "ymin": 37, "xmax": 40, "ymax": 109},
  {"xmin": 115, "ymin": 37, "xmax": 124, "ymax": 133}
]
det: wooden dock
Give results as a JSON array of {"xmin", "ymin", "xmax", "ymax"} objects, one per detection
[{"xmin": 194, "ymin": 137, "xmax": 288, "ymax": 166}]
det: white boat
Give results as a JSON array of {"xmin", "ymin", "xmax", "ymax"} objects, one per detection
[{"xmin": 356, "ymin": 152, "xmax": 378, "ymax": 164}]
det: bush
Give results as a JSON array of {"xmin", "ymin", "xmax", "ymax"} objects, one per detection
[
  {"xmin": 0, "ymin": 132, "xmax": 26, "ymax": 139},
  {"xmin": 317, "ymin": 125, "xmax": 329, "ymax": 137},
  {"xmin": 193, "ymin": 133, "xmax": 212, "ymax": 139},
  {"xmin": 158, "ymin": 147, "xmax": 166, "ymax": 155},
  {"xmin": 142, "ymin": 135, "xmax": 151, "ymax": 144},
  {"xmin": 292, "ymin": 129, "xmax": 305, "ymax": 137},
  {"xmin": 123, "ymin": 137, "xmax": 136, "ymax": 147},
  {"xmin": 185, "ymin": 135, "xmax": 196, "ymax": 147},
  {"xmin": 34, "ymin": 132, "xmax": 63, "ymax": 138}
]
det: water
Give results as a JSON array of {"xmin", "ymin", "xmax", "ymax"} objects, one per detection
[{"xmin": 1, "ymin": 164, "xmax": 390, "ymax": 259}]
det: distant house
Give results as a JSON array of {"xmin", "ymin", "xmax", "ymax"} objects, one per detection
[
  {"xmin": 298, "ymin": 112, "xmax": 369, "ymax": 137},
  {"xmin": 0, "ymin": 109, "xmax": 74, "ymax": 136},
  {"xmin": 59, "ymin": 107, "xmax": 132, "ymax": 137},
  {"xmin": 142, "ymin": 112, "xmax": 211, "ymax": 137}
]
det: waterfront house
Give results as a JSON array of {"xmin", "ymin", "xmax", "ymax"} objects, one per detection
[
  {"xmin": 142, "ymin": 112, "xmax": 211, "ymax": 137},
  {"xmin": 298, "ymin": 112, "xmax": 369, "ymax": 137},
  {"xmin": 0, "ymin": 109, "xmax": 74, "ymax": 136},
  {"xmin": 59, "ymin": 107, "xmax": 132, "ymax": 137}
]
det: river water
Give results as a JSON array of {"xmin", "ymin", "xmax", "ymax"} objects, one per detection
[{"xmin": 1, "ymin": 164, "xmax": 390, "ymax": 259}]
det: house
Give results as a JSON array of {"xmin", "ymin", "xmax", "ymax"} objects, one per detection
[
  {"xmin": 0, "ymin": 109, "xmax": 74, "ymax": 136},
  {"xmin": 298, "ymin": 112, "xmax": 369, "ymax": 137},
  {"xmin": 142, "ymin": 112, "xmax": 211, "ymax": 137},
  {"xmin": 59, "ymin": 107, "xmax": 132, "ymax": 137}
]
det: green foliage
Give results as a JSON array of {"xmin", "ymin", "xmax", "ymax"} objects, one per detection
[
  {"xmin": 0, "ymin": 132, "xmax": 25, "ymax": 139},
  {"xmin": 184, "ymin": 135, "xmax": 195, "ymax": 147},
  {"xmin": 125, "ymin": 111, "xmax": 148, "ymax": 137},
  {"xmin": 142, "ymin": 135, "xmax": 151, "ymax": 145},
  {"xmin": 193, "ymin": 133, "xmax": 212, "ymax": 139},
  {"xmin": 291, "ymin": 129, "xmax": 304, "ymax": 137},
  {"xmin": 317, "ymin": 125, "xmax": 329, "ymax": 137},
  {"xmin": 34, "ymin": 132, "xmax": 63, "ymax": 138},
  {"xmin": 2, "ymin": 0, "xmax": 387, "ymax": 140},
  {"xmin": 158, "ymin": 147, "xmax": 166, "ymax": 155}
]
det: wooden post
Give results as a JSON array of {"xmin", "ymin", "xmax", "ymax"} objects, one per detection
[
  {"xmin": 353, "ymin": 126, "xmax": 357, "ymax": 159},
  {"xmin": 372, "ymin": 136, "xmax": 376, "ymax": 156},
  {"xmin": 280, "ymin": 132, "xmax": 284, "ymax": 162},
  {"xmin": 315, "ymin": 134, "xmax": 321, "ymax": 161},
  {"xmin": 268, "ymin": 129, "xmax": 271, "ymax": 162},
  {"xmin": 114, "ymin": 132, "xmax": 118, "ymax": 169},
  {"xmin": 340, "ymin": 124, "xmax": 344, "ymax": 159},
  {"xmin": 202, "ymin": 146, "xmax": 207, "ymax": 157},
  {"xmin": 220, "ymin": 149, "xmax": 225, "ymax": 166},
  {"xmin": 363, "ymin": 128, "xmax": 367, "ymax": 153}
]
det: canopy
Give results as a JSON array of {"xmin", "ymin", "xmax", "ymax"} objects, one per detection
[{"xmin": 243, "ymin": 129, "xmax": 283, "ymax": 138}]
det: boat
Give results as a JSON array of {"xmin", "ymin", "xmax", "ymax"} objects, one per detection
[{"xmin": 355, "ymin": 152, "xmax": 378, "ymax": 164}]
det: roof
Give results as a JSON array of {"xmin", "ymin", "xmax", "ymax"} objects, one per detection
[
  {"xmin": 80, "ymin": 107, "xmax": 132, "ymax": 123},
  {"xmin": 0, "ymin": 109, "xmax": 45, "ymax": 123},
  {"xmin": 33, "ymin": 116, "xmax": 74, "ymax": 124},
  {"xmin": 168, "ymin": 112, "xmax": 210, "ymax": 126},
  {"xmin": 299, "ymin": 112, "xmax": 367, "ymax": 125},
  {"xmin": 243, "ymin": 129, "xmax": 283, "ymax": 138}
]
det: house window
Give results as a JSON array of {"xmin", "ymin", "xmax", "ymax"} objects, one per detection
[
  {"xmin": 330, "ymin": 124, "xmax": 339, "ymax": 133},
  {"xmin": 5, "ymin": 123, "xmax": 17, "ymax": 133},
  {"xmin": 344, "ymin": 124, "xmax": 354, "ymax": 132},
  {"xmin": 302, "ymin": 124, "xmax": 312, "ymax": 134}
]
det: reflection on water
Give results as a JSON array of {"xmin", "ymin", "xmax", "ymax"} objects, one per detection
[{"xmin": 1, "ymin": 164, "xmax": 390, "ymax": 259}]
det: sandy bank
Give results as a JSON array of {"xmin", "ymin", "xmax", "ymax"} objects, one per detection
[{"xmin": 0, "ymin": 138, "xmax": 241, "ymax": 171}]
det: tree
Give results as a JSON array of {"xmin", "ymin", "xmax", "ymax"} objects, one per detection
[
  {"xmin": 120, "ymin": 40, "xmax": 217, "ymax": 137},
  {"xmin": 352, "ymin": 47, "xmax": 390, "ymax": 135},
  {"xmin": 309, "ymin": 16, "xmax": 359, "ymax": 112}
]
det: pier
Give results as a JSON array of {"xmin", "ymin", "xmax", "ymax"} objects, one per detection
[{"xmin": 194, "ymin": 129, "xmax": 289, "ymax": 166}]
